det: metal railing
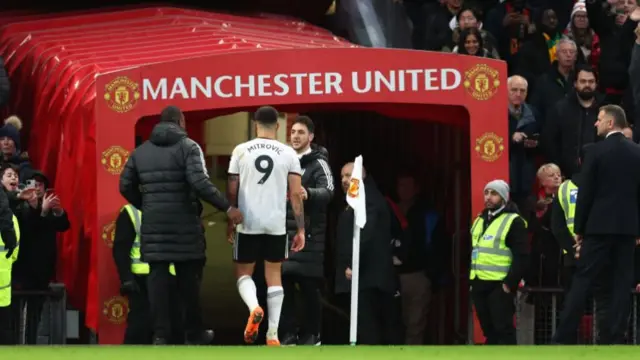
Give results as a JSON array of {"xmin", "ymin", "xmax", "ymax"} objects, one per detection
[
  {"xmin": 10, "ymin": 283, "xmax": 67, "ymax": 345},
  {"xmin": 471, "ymin": 287, "xmax": 639, "ymax": 345}
]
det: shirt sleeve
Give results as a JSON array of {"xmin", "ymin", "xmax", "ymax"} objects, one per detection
[
  {"xmin": 228, "ymin": 146, "xmax": 240, "ymax": 175},
  {"xmin": 289, "ymin": 151, "xmax": 302, "ymax": 175}
]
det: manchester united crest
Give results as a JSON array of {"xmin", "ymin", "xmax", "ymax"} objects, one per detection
[
  {"xmin": 101, "ymin": 146, "xmax": 129, "ymax": 175},
  {"xmin": 464, "ymin": 64, "xmax": 500, "ymax": 101},
  {"xmin": 347, "ymin": 178, "xmax": 360, "ymax": 198},
  {"xmin": 102, "ymin": 221, "xmax": 116, "ymax": 248},
  {"xmin": 474, "ymin": 132, "xmax": 504, "ymax": 162},
  {"xmin": 104, "ymin": 76, "xmax": 140, "ymax": 113},
  {"xmin": 103, "ymin": 296, "xmax": 129, "ymax": 324}
]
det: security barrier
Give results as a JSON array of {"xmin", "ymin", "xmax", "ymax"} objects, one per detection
[
  {"xmin": 470, "ymin": 287, "xmax": 639, "ymax": 345},
  {"xmin": 11, "ymin": 283, "xmax": 67, "ymax": 345}
]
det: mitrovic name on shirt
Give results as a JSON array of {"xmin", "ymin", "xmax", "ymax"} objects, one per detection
[{"xmin": 228, "ymin": 138, "xmax": 302, "ymax": 235}]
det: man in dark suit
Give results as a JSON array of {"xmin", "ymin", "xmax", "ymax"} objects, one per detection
[{"xmin": 552, "ymin": 105, "xmax": 640, "ymax": 344}]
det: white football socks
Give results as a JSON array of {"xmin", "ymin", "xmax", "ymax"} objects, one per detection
[
  {"xmin": 237, "ymin": 275, "xmax": 259, "ymax": 312},
  {"xmin": 266, "ymin": 286, "xmax": 284, "ymax": 339}
]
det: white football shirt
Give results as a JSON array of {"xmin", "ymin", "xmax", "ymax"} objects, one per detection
[{"xmin": 228, "ymin": 138, "xmax": 302, "ymax": 235}]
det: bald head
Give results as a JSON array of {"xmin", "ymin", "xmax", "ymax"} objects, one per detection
[
  {"xmin": 508, "ymin": 75, "xmax": 528, "ymax": 106},
  {"xmin": 341, "ymin": 162, "xmax": 366, "ymax": 193}
]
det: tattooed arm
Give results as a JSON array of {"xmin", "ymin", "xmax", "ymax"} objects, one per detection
[
  {"xmin": 288, "ymin": 172, "xmax": 304, "ymax": 231},
  {"xmin": 227, "ymin": 174, "xmax": 239, "ymax": 207}
]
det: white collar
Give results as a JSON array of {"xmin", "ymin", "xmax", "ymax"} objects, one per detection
[
  {"xmin": 489, "ymin": 205, "xmax": 505, "ymax": 217},
  {"xmin": 297, "ymin": 147, "xmax": 312, "ymax": 159},
  {"xmin": 606, "ymin": 131, "xmax": 622, "ymax": 138}
]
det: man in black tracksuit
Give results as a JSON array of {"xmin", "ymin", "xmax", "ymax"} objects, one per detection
[
  {"xmin": 280, "ymin": 116, "xmax": 334, "ymax": 346},
  {"xmin": 119, "ymin": 105, "xmax": 243, "ymax": 345}
]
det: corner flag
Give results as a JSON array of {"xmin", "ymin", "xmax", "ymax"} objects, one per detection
[
  {"xmin": 346, "ymin": 155, "xmax": 366, "ymax": 345},
  {"xmin": 346, "ymin": 155, "xmax": 367, "ymax": 228}
]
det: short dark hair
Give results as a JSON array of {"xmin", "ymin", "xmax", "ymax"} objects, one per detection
[
  {"xmin": 0, "ymin": 163, "xmax": 18, "ymax": 178},
  {"xmin": 160, "ymin": 106, "xmax": 183, "ymax": 124},
  {"xmin": 456, "ymin": 5, "xmax": 481, "ymax": 22},
  {"xmin": 293, "ymin": 115, "xmax": 315, "ymax": 134},
  {"xmin": 600, "ymin": 104, "xmax": 628, "ymax": 129},
  {"xmin": 573, "ymin": 64, "xmax": 597, "ymax": 83},
  {"xmin": 253, "ymin": 106, "xmax": 279, "ymax": 125}
]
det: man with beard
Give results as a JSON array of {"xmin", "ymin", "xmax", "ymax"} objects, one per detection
[
  {"xmin": 542, "ymin": 64, "xmax": 605, "ymax": 179},
  {"xmin": 553, "ymin": 105, "xmax": 640, "ymax": 344},
  {"xmin": 280, "ymin": 115, "xmax": 334, "ymax": 346},
  {"xmin": 469, "ymin": 180, "xmax": 529, "ymax": 345}
]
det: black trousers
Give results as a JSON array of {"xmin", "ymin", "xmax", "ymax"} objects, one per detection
[
  {"xmin": 471, "ymin": 282, "xmax": 516, "ymax": 345},
  {"xmin": 338, "ymin": 289, "xmax": 403, "ymax": 345},
  {"xmin": 280, "ymin": 275, "xmax": 323, "ymax": 339},
  {"xmin": 553, "ymin": 235, "xmax": 635, "ymax": 344},
  {"xmin": 0, "ymin": 305, "xmax": 11, "ymax": 345},
  {"xmin": 124, "ymin": 275, "xmax": 184, "ymax": 344},
  {"xmin": 148, "ymin": 260, "xmax": 203, "ymax": 340}
]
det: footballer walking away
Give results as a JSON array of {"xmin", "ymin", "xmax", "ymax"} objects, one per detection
[{"xmin": 226, "ymin": 106, "xmax": 306, "ymax": 346}]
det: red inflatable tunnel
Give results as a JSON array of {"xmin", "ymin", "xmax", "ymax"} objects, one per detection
[{"xmin": 0, "ymin": 7, "xmax": 508, "ymax": 344}]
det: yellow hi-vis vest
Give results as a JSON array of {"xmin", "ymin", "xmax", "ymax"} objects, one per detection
[
  {"xmin": 0, "ymin": 215, "xmax": 21, "ymax": 307},
  {"xmin": 558, "ymin": 180, "xmax": 578, "ymax": 255},
  {"xmin": 121, "ymin": 205, "xmax": 175, "ymax": 276},
  {"xmin": 469, "ymin": 213, "xmax": 522, "ymax": 281}
]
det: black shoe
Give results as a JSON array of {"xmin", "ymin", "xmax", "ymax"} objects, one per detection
[
  {"xmin": 186, "ymin": 329, "xmax": 215, "ymax": 345},
  {"xmin": 153, "ymin": 337, "xmax": 168, "ymax": 345},
  {"xmin": 281, "ymin": 334, "xmax": 298, "ymax": 346},
  {"xmin": 298, "ymin": 334, "xmax": 321, "ymax": 346}
]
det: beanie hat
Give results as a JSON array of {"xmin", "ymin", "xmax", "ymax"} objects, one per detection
[
  {"xmin": 484, "ymin": 179, "xmax": 510, "ymax": 202},
  {"xmin": 571, "ymin": 1, "xmax": 587, "ymax": 20},
  {"xmin": 0, "ymin": 115, "xmax": 22, "ymax": 152}
]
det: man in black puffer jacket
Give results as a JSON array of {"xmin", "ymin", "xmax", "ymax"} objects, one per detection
[
  {"xmin": 119, "ymin": 105, "xmax": 243, "ymax": 345},
  {"xmin": 280, "ymin": 116, "xmax": 334, "ymax": 346}
]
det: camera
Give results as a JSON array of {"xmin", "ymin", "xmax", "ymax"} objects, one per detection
[{"xmin": 26, "ymin": 179, "xmax": 36, "ymax": 189}]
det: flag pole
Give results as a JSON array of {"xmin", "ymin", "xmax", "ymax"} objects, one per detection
[{"xmin": 349, "ymin": 221, "xmax": 360, "ymax": 346}]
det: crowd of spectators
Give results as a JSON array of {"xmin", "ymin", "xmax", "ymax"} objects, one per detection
[
  {"xmin": 394, "ymin": 0, "xmax": 640, "ymax": 291},
  {"xmin": 0, "ymin": 112, "xmax": 70, "ymax": 344}
]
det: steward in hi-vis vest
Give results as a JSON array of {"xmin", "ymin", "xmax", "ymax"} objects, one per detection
[
  {"xmin": 470, "ymin": 180, "xmax": 529, "ymax": 345},
  {"xmin": 112, "ymin": 204, "xmax": 181, "ymax": 344},
  {"xmin": 0, "ymin": 214, "xmax": 20, "ymax": 345},
  {"xmin": 551, "ymin": 144, "xmax": 594, "ymax": 292},
  {"xmin": 552, "ymin": 179, "xmax": 580, "ymax": 281}
]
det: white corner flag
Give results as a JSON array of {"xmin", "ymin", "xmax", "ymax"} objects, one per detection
[{"xmin": 346, "ymin": 155, "xmax": 366, "ymax": 345}]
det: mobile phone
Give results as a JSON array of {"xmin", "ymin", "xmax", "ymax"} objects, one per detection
[{"xmin": 26, "ymin": 179, "xmax": 36, "ymax": 189}]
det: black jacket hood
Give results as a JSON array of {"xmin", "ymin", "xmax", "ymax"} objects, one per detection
[
  {"xmin": 300, "ymin": 144, "xmax": 329, "ymax": 167},
  {"xmin": 149, "ymin": 122, "xmax": 187, "ymax": 147}
]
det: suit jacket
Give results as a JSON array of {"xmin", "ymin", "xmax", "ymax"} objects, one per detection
[{"xmin": 574, "ymin": 132, "xmax": 640, "ymax": 236}]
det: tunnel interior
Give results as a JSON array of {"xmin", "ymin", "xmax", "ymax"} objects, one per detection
[{"xmin": 134, "ymin": 105, "xmax": 472, "ymax": 344}]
